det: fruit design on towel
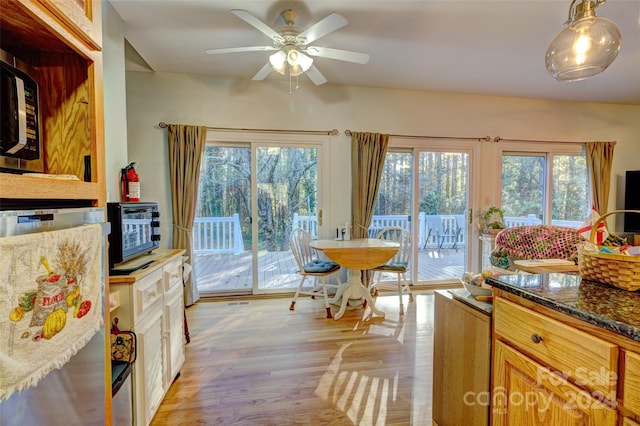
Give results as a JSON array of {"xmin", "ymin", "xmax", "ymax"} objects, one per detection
[{"xmin": 9, "ymin": 240, "xmax": 93, "ymax": 341}]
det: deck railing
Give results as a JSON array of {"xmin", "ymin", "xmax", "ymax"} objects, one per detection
[
  {"xmin": 191, "ymin": 213, "xmax": 582, "ymax": 254},
  {"xmin": 193, "ymin": 214, "xmax": 244, "ymax": 254},
  {"xmin": 123, "ymin": 219, "xmax": 153, "ymax": 248}
]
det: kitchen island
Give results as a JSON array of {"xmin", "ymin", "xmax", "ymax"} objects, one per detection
[{"xmin": 486, "ymin": 273, "xmax": 640, "ymax": 425}]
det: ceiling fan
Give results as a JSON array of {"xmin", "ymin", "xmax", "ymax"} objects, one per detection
[{"xmin": 206, "ymin": 9, "xmax": 370, "ymax": 86}]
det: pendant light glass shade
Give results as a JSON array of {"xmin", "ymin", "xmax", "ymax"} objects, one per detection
[{"xmin": 545, "ymin": 0, "xmax": 621, "ymax": 81}]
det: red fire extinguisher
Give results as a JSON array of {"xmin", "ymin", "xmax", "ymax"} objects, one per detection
[{"xmin": 121, "ymin": 162, "xmax": 140, "ymax": 202}]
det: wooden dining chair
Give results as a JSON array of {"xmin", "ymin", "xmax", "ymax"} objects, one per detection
[
  {"xmin": 289, "ymin": 228, "xmax": 341, "ymax": 318},
  {"xmin": 370, "ymin": 226, "xmax": 413, "ymax": 315}
]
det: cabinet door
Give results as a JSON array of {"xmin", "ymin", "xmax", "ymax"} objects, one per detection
[
  {"xmin": 163, "ymin": 286, "xmax": 185, "ymax": 389},
  {"xmin": 624, "ymin": 350, "xmax": 640, "ymax": 417},
  {"xmin": 133, "ymin": 309, "xmax": 165, "ymax": 426},
  {"xmin": 432, "ymin": 292, "xmax": 491, "ymax": 425},
  {"xmin": 38, "ymin": 0, "xmax": 102, "ymax": 48},
  {"xmin": 493, "ymin": 341, "xmax": 617, "ymax": 425}
]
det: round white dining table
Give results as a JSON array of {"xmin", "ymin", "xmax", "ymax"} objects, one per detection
[{"xmin": 309, "ymin": 238, "xmax": 399, "ymax": 320}]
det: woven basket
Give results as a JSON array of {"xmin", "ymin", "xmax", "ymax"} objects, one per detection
[{"xmin": 577, "ymin": 210, "xmax": 640, "ymax": 291}]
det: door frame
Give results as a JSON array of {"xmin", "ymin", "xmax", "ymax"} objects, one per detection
[
  {"xmin": 204, "ymin": 129, "xmax": 332, "ymax": 295},
  {"xmin": 389, "ymin": 136, "xmax": 481, "ymax": 284}
]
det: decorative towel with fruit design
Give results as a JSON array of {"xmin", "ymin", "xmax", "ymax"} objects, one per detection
[{"xmin": 0, "ymin": 224, "xmax": 103, "ymax": 402}]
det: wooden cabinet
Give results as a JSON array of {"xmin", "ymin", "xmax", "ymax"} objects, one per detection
[
  {"xmin": 493, "ymin": 340, "xmax": 617, "ymax": 425},
  {"xmin": 624, "ymin": 350, "xmax": 640, "ymax": 422},
  {"xmin": 134, "ymin": 302, "xmax": 165, "ymax": 426},
  {"xmin": 493, "ymin": 297, "xmax": 617, "ymax": 398},
  {"xmin": 0, "ymin": 0, "xmax": 105, "ymax": 205},
  {"xmin": 38, "ymin": 0, "xmax": 102, "ymax": 49},
  {"xmin": 492, "ymin": 292, "xmax": 640, "ymax": 425},
  {"xmin": 162, "ymin": 257, "xmax": 185, "ymax": 389},
  {"xmin": 110, "ymin": 250, "xmax": 186, "ymax": 426},
  {"xmin": 433, "ymin": 290, "xmax": 492, "ymax": 426}
]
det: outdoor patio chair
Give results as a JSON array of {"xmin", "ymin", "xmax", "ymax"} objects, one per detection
[
  {"xmin": 424, "ymin": 215, "xmax": 461, "ymax": 251},
  {"xmin": 452, "ymin": 214, "xmax": 466, "ymax": 250},
  {"xmin": 370, "ymin": 226, "xmax": 414, "ymax": 315},
  {"xmin": 289, "ymin": 228, "xmax": 341, "ymax": 318}
]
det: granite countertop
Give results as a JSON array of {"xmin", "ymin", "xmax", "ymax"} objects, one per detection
[{"xmin": 485, "ymin": 273, "xmax": 640, "ymax": 343}]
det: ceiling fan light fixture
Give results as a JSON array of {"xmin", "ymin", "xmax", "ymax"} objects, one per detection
[
  {"xmin": 270, "ymin": 47, "xmax": 313, "ymax": 76},
  {"xmin": 269, "ymin": 50, "xmax": 287, "ymax": 75},
  {"xmin": 291, "ymin": 50, "xmax": 313, "ymax": 72},
  {"xmin": 545, "ymin": 0, "xmax": 622, "ymax": 81}
]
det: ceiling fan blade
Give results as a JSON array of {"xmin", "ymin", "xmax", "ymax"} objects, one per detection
[
  {"xmin": 305, "ymin": 46, "xmax": 370, "ymax": 64},
  {"xmin": 305, "ymin": 65, "xmax": 328, "ymax": 86},
  {"xmin": 231, "ymin": 9, "xmax": 282, "ymax": 41},
  {"xmin": 206, "ymin": 46, "xmax": 277, "ymax": 55},
  {"xmin": 298, "ymin": 13, "xmax": 347, "ymax": 45},
  {"xmin": 252, "ymin": 62, "xmax": 273, "ymax": 81}
]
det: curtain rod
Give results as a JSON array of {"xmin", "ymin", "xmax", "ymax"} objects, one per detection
[
  {"xmin": 492, "ymin": 136, "xmax": 586, "ymax": 145},
  {"xmin": 343, "ymin": 130, "xmax": 589, "ymax": 145},
  {"xmin": 158, "ymin": 122, "xmax": 339, "ymax": 136},
  {"xmin": 343, "ymin": 129, "xmax": 491, "ymax": 142}
]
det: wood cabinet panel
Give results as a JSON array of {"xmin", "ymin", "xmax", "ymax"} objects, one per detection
[
  {"xmin": 109, "ymin": 250, "xmax": 185, "ymax": 426},
  {"xmin": 494, "ymin": 297, "xmax": 618, "ymax": 398},
  {"xmin": 493, "ymin": 340, "xmax": 617, "ymax": 425},
  {"xmin": 163, "ymin": 258, "xmax": 182, "ymax": 293},
  {"xmin": 163, "ymin": 285, "xmax": 185, "ymax": 389},
  {"xmin": 38, "ymin": 0, "xmax": 102, "ymax": 49},
  {"xmin": 34, "ymin": 52, "xmax": 92, "ymax": 178},
  {"xmin": 0, "ymin": 0, "xmax": 104, "ymax": 204},
  {"xmin": 433, "ymin": 291, "xmax": 491, "ymax": 426},
  {"xmin": 133, "ymin": 269, "xmax": 163, "ymax": 323},
  {"xmin": 134, "ymin": 308, "xmax": 164, "ymax": 426},
  {"xmin": 624, "ymin": 351, "xmax": 640, "ymax": 416}
]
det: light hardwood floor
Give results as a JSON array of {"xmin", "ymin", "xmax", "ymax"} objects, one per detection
[{"xmin": 151, "ymin": 291, "xmax": 435, "ymax": 425}]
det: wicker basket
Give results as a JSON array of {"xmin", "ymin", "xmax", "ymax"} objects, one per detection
[{"xmin": 577, "ymin": 210, "xmax": 640, "ymax": 291}]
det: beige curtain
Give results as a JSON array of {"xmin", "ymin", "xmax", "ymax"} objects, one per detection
[
  {"xmin": 167, "ymin": 124, "xmax": 206, "ymax": 306},
  {"xmin": 586, "ymin": 141, "xmax": 616, "ymax": 215},
  {"xmin": 350, "ymin": 132, "xmax": 389, "ymax": 284}
]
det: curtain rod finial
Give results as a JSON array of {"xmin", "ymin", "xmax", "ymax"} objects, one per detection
[{"xmin": 159, "ymin": 122, "xmax": 168, "ymax": 128}]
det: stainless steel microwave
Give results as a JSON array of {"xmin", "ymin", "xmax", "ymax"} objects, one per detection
[{"xmin": 1, "ymin": 48, "xmax": 43, "ymax": 173}]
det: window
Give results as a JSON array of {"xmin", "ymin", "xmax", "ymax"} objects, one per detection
[{"xmin": 501, "ymin": 148, "xmax": 589, "ymax": 228}]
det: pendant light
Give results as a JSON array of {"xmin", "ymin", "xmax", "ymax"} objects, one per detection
[{"xmin": 545, "ymin": 0, "xmax": 622, "ymax": 81}]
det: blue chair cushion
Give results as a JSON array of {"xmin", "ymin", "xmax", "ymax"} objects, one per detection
[
  {"xmin": 376, "ymin": 261, "xmax": 408, "ymax": 272},
  {"xmin": 303, "ymin": 259, "xmax": 340, "ymax": 273}
]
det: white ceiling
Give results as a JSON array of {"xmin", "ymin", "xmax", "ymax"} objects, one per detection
[{"xmin": 109, "ymin": 0, "xmax": 640, "ymax": 105}]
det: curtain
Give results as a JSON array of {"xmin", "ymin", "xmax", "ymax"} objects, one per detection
[
  {"xmin": 586, "ymin": 141, "xmax": 616, "ymax": 215},
  {"xmin": 167, "ymin": 124, "xmax": 206, "ymax": 306},
  {"xmin": 350, "ymin": 132, "xmax": 389, "ymax": 285}
]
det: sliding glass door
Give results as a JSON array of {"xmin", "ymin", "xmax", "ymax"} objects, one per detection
[
  {"xmin": 415, "ymin": 150, "xmax": 470, "ymax": 283},
  {"xmin": 193, "ymin": 144, "xmax": 253, "ymax": 294},
  {"xmin": 255, "ymin": 146, "xmax": 320, "ymax": 292},
  {"xmin": 192, "ymin": 133, "xmax": 326, "ymax": 296},
  {"xmin": 376, "ymin": 142, "xmax": 476, "ymax": 285}
]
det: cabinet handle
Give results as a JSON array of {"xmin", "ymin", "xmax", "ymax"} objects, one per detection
[{"xmin": 530, "ymin": 333, "xmax": 543, "ymax": 344}]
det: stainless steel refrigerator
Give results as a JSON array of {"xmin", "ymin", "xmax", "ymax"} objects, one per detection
[{"xmin": 0, "ymin": 207, "xmax": 108, "ymax": 425}]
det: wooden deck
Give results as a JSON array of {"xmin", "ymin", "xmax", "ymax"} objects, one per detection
[{"xmin": 193, "ymin": 246, "xmax": 465, "ymax": 293}]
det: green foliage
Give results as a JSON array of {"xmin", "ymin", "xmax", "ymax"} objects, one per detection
[
  {"xmin": 196, "ymin": 146, "xmax": 318, "ymax": 252},
  {"xmin": 419, "ymin": 191, "xmax": 440, "ymax": 215}
]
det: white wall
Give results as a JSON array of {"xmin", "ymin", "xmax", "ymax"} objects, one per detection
[
  {"xmin": 124, "ymin": 70, "xmax": 640, "ymax": 256},
  {"xmin": 102, "ymin": 1, "xmax": 129, "ymax": 202}
]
